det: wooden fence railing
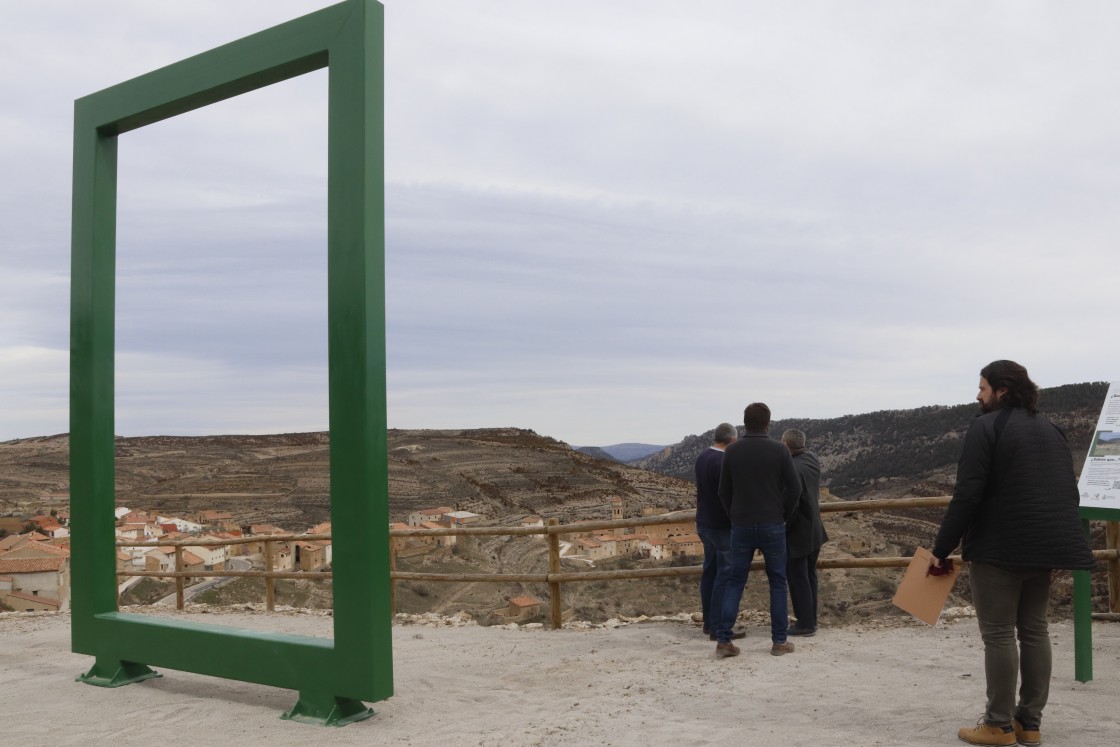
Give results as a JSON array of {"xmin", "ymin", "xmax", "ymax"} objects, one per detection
[{"xmin": 116, "ymin": 497, "xmax": 1120, "ymax": 627}]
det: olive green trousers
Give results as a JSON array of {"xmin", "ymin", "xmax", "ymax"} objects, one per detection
[{"xmin": 969, "ymin": 561, "xmax": 1052, "ymax": 727}]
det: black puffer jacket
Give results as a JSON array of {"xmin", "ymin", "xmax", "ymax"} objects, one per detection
[{"xmin": 932, "ymin": 407, "xmax": 1095, "ymax": 570}]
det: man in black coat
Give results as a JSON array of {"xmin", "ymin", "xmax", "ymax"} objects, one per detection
[
  {"xmin": 694, "ymin": 423, "xmax": 740, "ymax": 640},
  {"xmin": 781, "ymin": 428, "xmax": 827, "ymax": 637},
  {"xmin": 931, "ymin": 360, "xmax": 1096, "ymax": 747},
  {"xmin": 713, "ymin": 402, "xmax": 801, "ymax": 658}
]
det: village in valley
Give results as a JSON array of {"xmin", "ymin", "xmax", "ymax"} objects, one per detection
[
  {"xmin": 115, "ymin": 510, "xmax": 335, "ymax": 580},
  {"xmin": 1, "ymin": 495, "xmax": 705, "ymax": 617},
  {"xmin": 0, "ymin": 506, "xmax": 335, "ymax": 614},
  {"xmin": 393, "ymin": 497, "xmax": 702, "ymax": 565}
]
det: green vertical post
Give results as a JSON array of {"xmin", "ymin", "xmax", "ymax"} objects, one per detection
[
  {"xmin": 322, "ymin": 0, "xmax": 392, "ymax": 695},
  {"xmin": 1073, "ymin": 516, "xmax": 1095, "ymax": 683},
  {"xmin": 1074, "ymin": 507, "xmax": 1120, "ymax": 683},
  {"xmin": 1074, "ymin": 565, "xmax": 1092, "ymax": 683}
]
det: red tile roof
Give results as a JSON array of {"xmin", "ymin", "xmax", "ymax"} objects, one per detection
[
  {"xmin": 0, "ymin": 542, "xmax": 70, "ymax": 560},
  {"xmin": 27, "ymin": 542, "xmax": 70, "ymax": 557},
  {"xmin": 0, "ymin": 557, "xmax": 65, "ymax": 573}
]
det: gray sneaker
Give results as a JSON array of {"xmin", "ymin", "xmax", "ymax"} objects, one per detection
[{"xmin": 771, "ymin": 641, "xmax": 795, "ymax": 656}]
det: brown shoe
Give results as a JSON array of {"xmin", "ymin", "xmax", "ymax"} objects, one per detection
[
  {"xmin": 715, "ymin": 642, "xmax": 740, "ymax": 658},
  {"xmin": 957, "ymin": 719, "xmax": 1016, "ymax": 746},
  {"xmin": 770, "ymin": 641, "xmax": 795, "ymax": 656},
  {"xmin": 1012, "ymin": 718, "xmax": 1041, "ymax": 746}
]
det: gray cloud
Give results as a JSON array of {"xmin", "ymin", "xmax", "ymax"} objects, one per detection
[{"xmin": 2, "ymin": 1, "xmax": 1119, "ymax": 445}]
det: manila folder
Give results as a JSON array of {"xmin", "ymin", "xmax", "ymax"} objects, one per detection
[{"xmin": 891, "ymin": 547, "xmax": 960, "ymax": 626}]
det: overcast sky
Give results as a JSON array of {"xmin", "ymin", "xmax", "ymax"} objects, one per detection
[{"xmin": 2, "ymin": 1, "xmax": 1119, "ymax": 447}]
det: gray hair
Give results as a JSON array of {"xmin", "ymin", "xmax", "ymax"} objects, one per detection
[
  {"xmin": 713, "ymin": 422, "xmax": 737, "ymax": 445},
  {"xmin": 781, "ymin": 429, "xmax": 806, "ymax": 450}
]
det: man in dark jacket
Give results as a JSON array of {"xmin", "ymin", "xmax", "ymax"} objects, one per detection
[
  {"xmin": 712, "ymin": 402, "xmax": 801, "ymax": 658},
  {"xmin": 782, "ymin": 428, "xmax": 827, "ymax": 637},
  {"xmin": 695, "ymin": 423, "xmax": 740, "ymax": 641},
  {"xmin": 931, "ymin": 360, "xmax": 1096, "ymax": 747}
]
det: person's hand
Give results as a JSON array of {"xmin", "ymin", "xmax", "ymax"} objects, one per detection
[{"xmin": 927, "ymin": 556, "xmax": 953, "ymax": 576}]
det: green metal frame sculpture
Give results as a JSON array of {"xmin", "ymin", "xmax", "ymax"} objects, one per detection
[{"xmin": 69, "ymin": 0, "xmax": 391, "ymax": 725}]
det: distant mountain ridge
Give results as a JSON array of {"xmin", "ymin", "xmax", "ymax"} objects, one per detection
[
  {"xmin": 636, "ymin": 382, "xmax": 1109, "ymax": 498},
  {"xmin": 574, "ymin": 446, "xmax": 617, "ymax": 462},
  {"xmin": 575, "ymin": 443, "xmax": 666, "ymax": 463}
]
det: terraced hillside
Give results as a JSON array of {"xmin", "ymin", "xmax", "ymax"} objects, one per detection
[{"xmin": 0, "ymin": 428, "xmax": 694, "ymax": 529}]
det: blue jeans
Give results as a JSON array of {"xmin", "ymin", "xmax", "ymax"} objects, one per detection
[
  {"xmin": 717, "ymin": 522, "xmax": 789, "ymax": 644},
  {"xmin": 697, "ymin": 524, "xmax": 732, "ymax": 631}
]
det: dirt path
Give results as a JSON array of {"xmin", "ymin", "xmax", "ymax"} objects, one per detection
[
  {"xmin": 433, "ymin": 580, "xmax": 480, "ymax": 615},
  {"xmin": 4, "ymin": 610, "xmax": 1119, "ymax": 746}
]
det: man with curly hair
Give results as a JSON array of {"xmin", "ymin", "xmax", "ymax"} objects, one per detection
[{"xmin": 932, "ymin": 360, "xmax": 1096, "ymax": 746}]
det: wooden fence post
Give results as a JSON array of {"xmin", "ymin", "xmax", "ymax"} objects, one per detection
[
  {"xmin": 264, "ymin": 539, "xmax": 276, "ymax": 612},
  {"xmin": 389, "ymin": 547, "xmax": 397, "ymax": 614},
  {"xmin": 547, "ymin": 518, "xmax": 562, "ymax": 629},
  {"xmin": 174, "ymin": 546, "xmax": 185, "ymax": 610}
]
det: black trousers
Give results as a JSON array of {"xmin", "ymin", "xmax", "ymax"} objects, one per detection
[{"xmin": 786, "ymin": 548, "xmax": 821, "ymax": 630}]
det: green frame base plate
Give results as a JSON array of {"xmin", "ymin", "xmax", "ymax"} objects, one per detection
[
  {"xmin": 281, "ymin": 693, "xmax": 375, "ymax": 727},
  {"xmin": 76, "ymin": 659, "xmax": 162, "ymax": 688}
]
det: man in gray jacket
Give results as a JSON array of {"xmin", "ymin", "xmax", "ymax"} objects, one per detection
[
  {"xmin": 931, "ymin": 360, "xmax": 1096, "ymax": 747},
  {"xmin": 782, "ymin": 429, "xmax": 827, "ymax": 637}
]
